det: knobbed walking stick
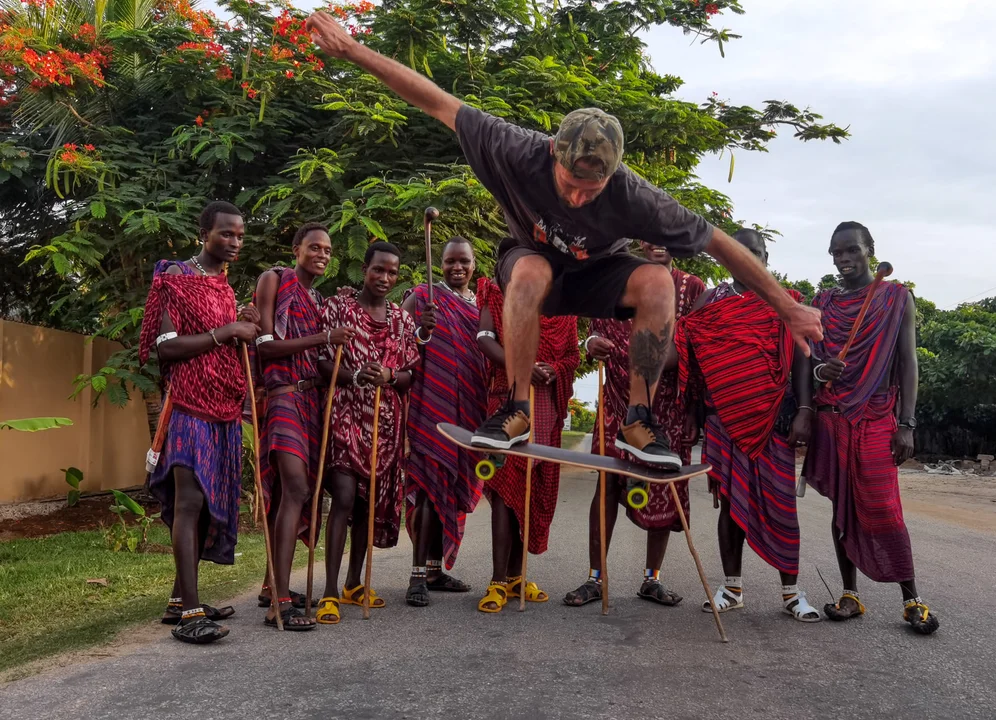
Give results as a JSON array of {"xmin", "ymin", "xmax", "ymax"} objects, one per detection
[
  {"xmin": 826, "ymin": 261, "xmax": 893, "ymax": 390},
  {"xmin": 423, "ymin": 206, "xmax": 440, "ymax": 340},
  {"xmin": 305, "ymin": 345, "xmax": 343, "ymax": 619},
  {"xmin": 597, "ymin": 362, "xmax": 609, "ymax": 616},
  {"xmin": 519, "ymin": 385, "xmax": 536, "ymax": 612},
  {"xmin": 363, "ymin": 385, "xmax": 383, "ymax": 620},
  {"xmin": 242, "ymin": 343, "xmax": 283, "ymax": 631}
]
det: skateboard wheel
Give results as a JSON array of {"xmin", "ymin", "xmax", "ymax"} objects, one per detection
[
  {"xmin": 476, "ymin": 459, "xmax": 496, "ymax": 481},
  {"xmin": 627, "ymin": 486, "xmax": 649, "ymax": 510}
]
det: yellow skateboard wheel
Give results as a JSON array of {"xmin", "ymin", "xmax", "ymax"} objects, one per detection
[
  {"xmin": 627, "ymin": 485, "xmax": 649, "ymax": 510},
  {"xmin": 476, "ymin": 459, "xmax": 496, "ymax": 481}
]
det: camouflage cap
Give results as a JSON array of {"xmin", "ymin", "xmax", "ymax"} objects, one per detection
[{"xmin": 553, "ymin": 108, "xmax": 625, "ymax": 181}]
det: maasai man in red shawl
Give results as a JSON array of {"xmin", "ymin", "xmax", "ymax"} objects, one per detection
[
  {"xmin": 315, "ymin": 241, "xmax": 420, "ymax": 624},
  {"xmin": 565, "ymin": 242, "xmax": 704, "ymax": 608},
  {"xmin": 675, "ymin": 229, "xmax": 821, "ymax": 623},
  {"xmin": 402, "ymin": 236, "xmax": 488, "ymax": 607},
  {"xmin": 802, "ymin": 222, "xmax": 938, "ymax": 634},
  {"xmin": 253, "ymin": 223, "xmax": 355, "ymax": 631},
  {"xmin": 475, "ymin": 276, "xmax": 579, "ymax": 613},
  {"xmin": 139, "ymin": 201, "xmax": 260, "ymax": 644}
]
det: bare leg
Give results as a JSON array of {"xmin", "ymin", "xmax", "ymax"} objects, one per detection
[
  {"xmin": 588, "ymin": 474, "xmax": 622, "ymax": 570},
  {"xmin": 506, "ymin": 510, "xmax": 524, "ymax": 579},
  {"xmin": 267, "ymin": 452, "xmax": 315, "ymax": 627},
  {"xmin": 829, "ymin": 511, "xmax": 863, "ymax": 617},
  {"xmin": 345, "ymin": 493, "xmax": 368, "ymax": 589},
  {"xmin": 646, "ymin": 529, "xmax": 671, "ymax": 572},
  {"xmin": 717, "ymin": 497, "xmax": 746, "ymax": 578},
  {"xmin": 490, "ymin": 495, "xmax": 515, "ymax": 583},
  {"xmin": 411, "ymin": 490, "xmax": 435, "ymax": 575},
  {"xmin": 321, "ymin": 471, "xmax": 356, "ymax": 599},
  {"xmin": 503, "ymin": 255, "xmax": 553, "ymax": 403},
  {"xmin": 619, "ymin": 264, "xmax": 675, "ymax": 408},
  {"xmin": 171, "ymin": 467, "xmax": 206, "ymax": 612}
]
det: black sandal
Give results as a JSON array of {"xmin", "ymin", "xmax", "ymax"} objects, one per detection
[
  {"xmin": 426, "ymin": 573, "xmax": 471, "ymax": 593},
  {"xmin": 904, "ymin": 600, "xmax": 940, "ymax": 635},
  {"xmin": 406, "ymin": 581, "xmax": 430, "ymax": 607},
  {"xmin": 637, "ymin": 579, "xmax": 683, "ymax": 606},
  {"xmin": 171, "ymin": 615, "xmax": 230, "ymax": 645},
  {"xmin": 258, "ymin": 589, "xmax": 316, "ymax": 609},
  {"xmin": 264, "ymin": 603, "xmax": 317, "ymax": 631},
  {"xmin": 563, "ymin": 580, "xmax": 602, "ymax": 607},
  {"xmin": 162, "ymin": 603, "xmax": 235, "ymax": 626}
]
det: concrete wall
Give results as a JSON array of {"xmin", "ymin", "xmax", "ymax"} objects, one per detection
[{"xmin": 0, "ymin": 320, "xmax": 151, "ymax": 503}]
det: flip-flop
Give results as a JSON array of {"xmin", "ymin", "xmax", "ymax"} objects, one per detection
[{"xmin": 824, "ymin": 592, "xmax": 865, "ymax": 622}]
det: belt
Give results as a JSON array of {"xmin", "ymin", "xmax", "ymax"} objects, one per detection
[
  {"xmin": 267, "ymin": 378, "xmax": 321, "ymax": 398},
  {"xmin": 817, "ymin": 404, "xmax": 841, "ymax": 414}
]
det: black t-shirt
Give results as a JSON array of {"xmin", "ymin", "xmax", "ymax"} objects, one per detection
[{"xmin": 455, "ymin": 105, "xmax": 713, "ymax": 263}]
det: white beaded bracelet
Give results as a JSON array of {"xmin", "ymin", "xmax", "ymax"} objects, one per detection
[{"xmin": 155, "ymin": 332, "xmax": 178, "ymax": 347}]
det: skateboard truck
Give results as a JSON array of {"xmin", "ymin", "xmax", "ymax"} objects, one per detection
[
  {"xmin": 626, "ymin": 479, "xmax": 650, "ymax": 509},
  {"xmin": 475, "ymin": 454, "xmax": 506, "ymax": 481}
]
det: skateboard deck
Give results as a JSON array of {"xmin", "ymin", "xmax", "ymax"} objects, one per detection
[{"xmin": 436, "ymin": 423, "xmax": 710, "ymax": 485}]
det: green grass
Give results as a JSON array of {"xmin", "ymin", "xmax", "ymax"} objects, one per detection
[
  {"xmin": 561, "ymin": 430, "xmax": 588, "ymax": 450},
  {"xmin": 0, "ymin": 524, "xmax": 296, "ymax": 674}
]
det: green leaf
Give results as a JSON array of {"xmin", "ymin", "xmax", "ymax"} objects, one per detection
[
  {"xmin": 0, "ymin": 417, "xmax": 73, "ymax": 432},
  {"xmin": 64, "ymin": 466, "xmax": 83, "ymax": 489},
  {"xmin": 90, "ymin": 200, "xmax": 107, "ymax": 219},
  {"xmin": 51, "ymin": 253, "xmax": 70, "ymax": 276},
  {"xmin": 111, "ymin": 489, "xmax": 145, "ymax": 517},
  {"xmin": 67, "ymin": 490, "xmax": 80, "ymax": 507},
  {"xmin": 358, "ymin": 216, "xmax": 388, "ymax": 241},
  {"xmin": 91, "ymin": 375, "xmax": 108, "ymax": 393},
  {"xmin": 126, "ymin": 535, "xmax": 139, "ymax": 553}
]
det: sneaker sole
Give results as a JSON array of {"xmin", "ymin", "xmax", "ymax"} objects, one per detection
[
  {"xmin": 615, "ymin": 440, "xmax": 682, "ymax": 469},
  {"xmin": 470, "ymin": 432, "xmax": 529, "ymax": 450}
]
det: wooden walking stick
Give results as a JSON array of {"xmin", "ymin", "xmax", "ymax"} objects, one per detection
[
  {"xmin": 669, "ymin": 481, "xmax": 727, "ymax": 643},
  {"xmin": 519, "ymin": 384, "xmax": 535, "ymax": 612},
  {"xmin": 826, "ymin": 261, "xmax": 893, "ymax": 390},
  {"xmin": 363, "ymin": 385, "xmax": 383, "ymax": 620},
  {"xmin": 597, "ymin": 362, "xmax": 609, "ymax": 616},
  {"xmin": 305, "ymin": 345, "xmax": 343, "ymax": 618},
  {"xmin": 423, "ymin": 206, "xmax": 440, "ymax": 340},
  {"xmin": 242, "ymin": 343, "xmax": 283, "ymax": 631}
]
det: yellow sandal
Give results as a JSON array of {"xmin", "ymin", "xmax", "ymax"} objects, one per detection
[
  {"xmin": 315, "ymin": 597, "xmax": 341, "ymax": 625},
  {"xmin": 341, "ymin": 584, "xmax": 386, "ymax": 608},
  {"xmin": 506, "ymin": 576, "xmax": 549, "ymax": 603},
  {"xmin": 478, "ymin": 582, "xmax": 508, "ymax": 613}
]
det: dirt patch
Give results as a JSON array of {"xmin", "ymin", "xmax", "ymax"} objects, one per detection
[
  {"xmin": 899, "ymin": 470, "xmax": 996, "ymax": 534},
  {"xmin": 0, "ymin": 494, "xmax": 160, "ymax": 541}
]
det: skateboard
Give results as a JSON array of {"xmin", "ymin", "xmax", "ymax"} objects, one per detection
[{"xmin": 436, "ymin": 423, "xmax": 711, "ymax": 509}]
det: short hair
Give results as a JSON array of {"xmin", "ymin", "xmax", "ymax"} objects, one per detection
[
  {"xmin": 293, "ymin": 222, "xmax": 329, "ymax": 247},
  {"xmin": 199, "ymin": 201, "xmax": 242, "ymax": 233},
  {"xmin": 734, "ymin": 227, "xmax": 765, "ymax": 249},
  {"xmin": 831, "ymin": 221, "xmax": 875, "ymax": 255},
  {"xmin": 364, "ymin": 240, "xmax": 401, "ymax": 264},
  {"xmin": 443, "ymin": 235, "xmax": 472, "ymax": 250}
]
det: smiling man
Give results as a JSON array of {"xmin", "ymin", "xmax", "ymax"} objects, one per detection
[
  {"xmin": 802, "ymin": 222, "xmax": 938, "ymax": 635},
  {"xmin": 305, "ymin": 11, "xmax": 823, "ymax": 467},
  {"xmin": 254, "ymin": 223, "xmax": 355, "ymax": 632}
]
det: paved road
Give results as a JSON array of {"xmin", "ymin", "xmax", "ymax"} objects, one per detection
[{"xmin": 2, "ymin": 456, "xmax": 995, "ymax": 720}]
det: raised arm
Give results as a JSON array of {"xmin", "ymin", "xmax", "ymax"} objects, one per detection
[
  {"xmin": 705, "ymin": 228, "xmax": 824, "ymax": 356},
  {"xmin": 306, "ymin": 12, "xmax": 462, "ymax": 131}
]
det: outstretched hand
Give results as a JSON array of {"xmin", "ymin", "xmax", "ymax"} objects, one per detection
[{"xmin": 306, "ymin": 11, "xmax": 356, "ymax": 59}]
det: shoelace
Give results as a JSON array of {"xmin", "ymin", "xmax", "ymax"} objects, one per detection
[
  {"xmin": 638, "ymin": 420, "xmax": 668, "ymax": 447},
  {"xmin": 482, "ymin": 401, "xmax": 519, "ymax": 431}
]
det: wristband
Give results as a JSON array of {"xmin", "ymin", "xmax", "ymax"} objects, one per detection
[
  {"xmin": 477, "ymin": 330, "xmax": 496, "ymax": 341},
  {"xmin": 255, "ymin": 334, "xmax": 274, "ymax": 346},
  {"xmin": 155, "ymin": 332, "xmax": 178, "ymax": 347},
  {"xmin": 352, "ymin": 368, "xmax": 365, "ymax": 387},
  {"xmin": 583, "ymin": 335, "xmax": 600, "ymax": 353}
]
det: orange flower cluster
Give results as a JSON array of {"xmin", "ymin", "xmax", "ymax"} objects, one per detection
[
  {"xmin": 177, "ymin": 41, "xmax": 225, "ymax": 59},
  {"xmin": 20, "ymin": 46, "xmax": 107, "ymax": 87},
  {"xmin": 327, "ymin": 1, "xmax": 375, "ymax": 20},
  {"xmin": 74, "ymin": 23, "xmax": 96, "ymax": 43},
  {"xmin": 240, "ymin": 81, "xmax": 258, "ymax": 99},
  {"xmin": 59, "ymin": 142, "xmax": 96, "ymax": 163},
  {"xmin": 23, "ymin": 0, "xmax": 57, "ymax": 9},
  {"xmin": 159, "ymin": 0, "xmax": 218, "ymax": 39},
  {"xmin": 215, "ymin": 65, "xmax": 233, "ymax": 80}
]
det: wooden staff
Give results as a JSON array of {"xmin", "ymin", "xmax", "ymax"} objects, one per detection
[
  {"xmin": 827, "ymin": 261, "xmax": 893, "ymax": 389},
  {"xmin": 305, "ymin": 345, "xmax": 343, "ymax": 619},
  {"xmin": 519, "ymin": 385, "xmax": 535, "ymax": 612},
  {"xmin": 363, "ymin": 385, "xmax": 383, "ymax": 620},
  {"xmin": 669, "ymin": 481, "xmax": 727, "ymax": 643},
  {"xmin": 145, "ymin": 389, "xmax": 173, "ymax": 474},
  {"xmin": 424, "ymin": 207, "xmax": 439, "ymax": 306},
  {"xmin": 597, "ymin": 362, "xmax": 609, "ymax": 616},
  {"xmin": 242, "ymin": 343, "xmax": 283, "ymax": 631}
]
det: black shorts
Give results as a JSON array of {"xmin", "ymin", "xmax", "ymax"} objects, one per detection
[{"xmin": 494, "ymin": 239, "xmax": 652, "ymax": 320}]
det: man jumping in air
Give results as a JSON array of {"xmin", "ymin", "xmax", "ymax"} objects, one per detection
[{"xmin": 306, "ymin": 12, "xmax": 823, "ymax": 466}]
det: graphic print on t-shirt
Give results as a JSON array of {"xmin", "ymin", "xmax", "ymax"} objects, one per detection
[{"xmin": 533, "ymin": 218, "xmax": 591, "ymax": 261}]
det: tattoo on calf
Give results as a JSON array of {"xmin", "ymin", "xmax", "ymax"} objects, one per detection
[{"xmin": 630, "ymin": 327, "xmax": 670, "ymax": 382}]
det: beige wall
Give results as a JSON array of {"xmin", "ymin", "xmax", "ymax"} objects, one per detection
[{"xmin": 0, "ymin": 320, "xmax": 151, "ymax": 503}]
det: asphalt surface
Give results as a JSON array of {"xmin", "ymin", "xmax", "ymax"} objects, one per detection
[{"xmin": 2, "ymin": 449, "xmax": 995, "ymax": 720}]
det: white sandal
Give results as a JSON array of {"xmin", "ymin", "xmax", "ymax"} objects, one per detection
[
  {"xmin": 783, "ymin": 590, "xmax": 822, "ymax": 623},
  {"xmin": 702, "ymin": 586, "xmax": 744, "ymax": 613}
]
